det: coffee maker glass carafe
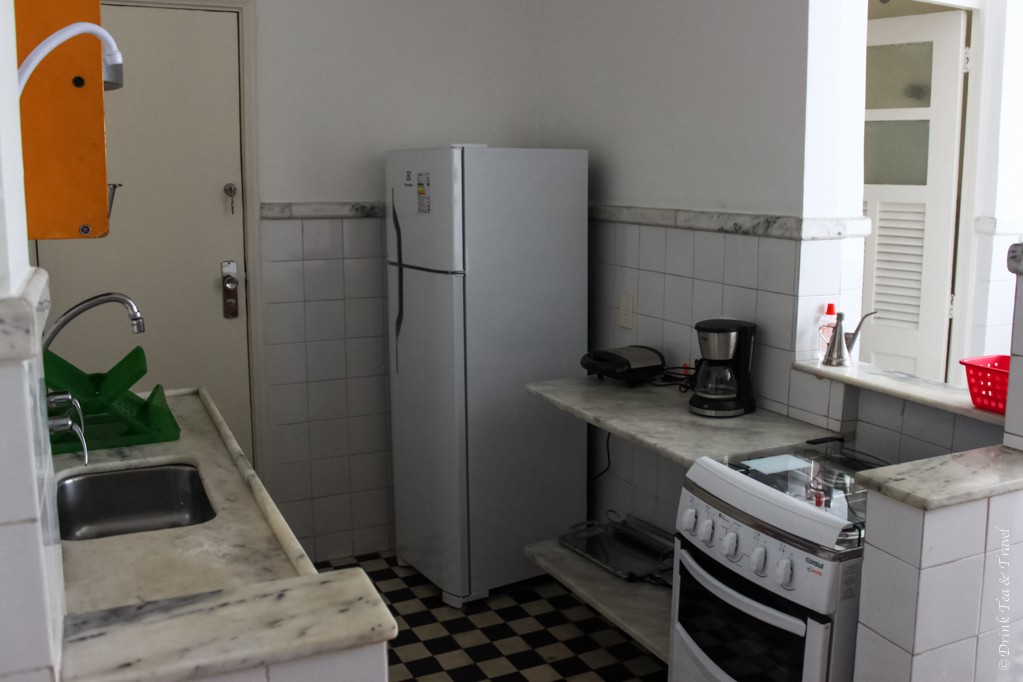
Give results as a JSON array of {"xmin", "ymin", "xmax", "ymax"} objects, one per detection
[
  {"xmin": 693, "ymin": 362, "xmax": 738, "ymax": 399},
  {"xmin": 689, "ymin": 319, "xmax": 756, "ymax": 417}
]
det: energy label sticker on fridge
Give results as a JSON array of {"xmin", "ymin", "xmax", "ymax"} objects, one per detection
[{"xmin": 417, "ymin": 173, "xmax": 431, "ymax": 213}]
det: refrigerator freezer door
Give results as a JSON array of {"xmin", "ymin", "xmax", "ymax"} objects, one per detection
[
  {"xmin": 385, "ymin": 147, "xmax": 463, "ymax": 273},
  {"xmin": 461, "ymin": 147, "xmax": 589, "ymax": 591},
  {"xmin": 388, "ymin": 264, "xmax": 469, "ymax": 599}
]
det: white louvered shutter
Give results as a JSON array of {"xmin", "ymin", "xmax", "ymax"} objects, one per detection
[{"xmin": 859, "ymin": 12, "xmax": 965, "ymax": 381}]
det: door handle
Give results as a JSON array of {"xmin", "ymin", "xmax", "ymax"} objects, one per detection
[
  {"xmin": 222, "ymin": 260, "xmax": 239, "ymax": 319},
  {"xmin": 391, "ymin": 189, "xmax": 403, "ymax": 372}
]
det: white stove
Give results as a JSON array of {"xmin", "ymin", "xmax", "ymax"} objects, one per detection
[{"xmin": 670, "ymin": 439, "xmax": 881, "ymax": 682}]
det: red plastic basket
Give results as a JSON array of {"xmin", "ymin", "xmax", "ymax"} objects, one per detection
[{"xmin": 960, "ymin": 355, "xmax": 1010, "ymax": 414}]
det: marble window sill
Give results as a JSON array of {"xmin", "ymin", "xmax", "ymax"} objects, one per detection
[{"xmin": 792, "ymin": 360, "xmax": 1004, "ymax": 427}]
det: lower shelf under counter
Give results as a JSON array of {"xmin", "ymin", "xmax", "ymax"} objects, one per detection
[{"xmin": 525, "ymin": 539, "xmax": 671, "ymax": 663}]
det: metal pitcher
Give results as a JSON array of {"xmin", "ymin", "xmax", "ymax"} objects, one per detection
[{"xmin": 823, "ymin": 311, "xmax": 877, "ymax": 366}]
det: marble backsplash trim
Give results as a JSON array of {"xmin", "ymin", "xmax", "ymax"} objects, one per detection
[
  {"xmin": 0, "ymin": 268, "xmax": 50, "ymax": 362},
  {"xmin": 261, "ymin": 202, "xmax": 384, "ymax": 220},
  {"xmin": 261, "ymin": 202, "xmax": 871, "ymax": 241},
  {"xmin": 590, "ymin": 205, "xmax": 871, "ymax": 241}
]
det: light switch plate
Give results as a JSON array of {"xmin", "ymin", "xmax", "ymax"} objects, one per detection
[{"xmin": 619, "ymin": 293, "xmax": 634, "ymax": 329}]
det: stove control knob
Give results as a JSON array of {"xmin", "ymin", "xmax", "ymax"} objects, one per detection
[
  {"xmin": 775, "ymin": 558, "xmax": 794, "ymax": 588},
  {"xmin": 722, "ymin": 532, "xmax": 739, "ymax": 560},
  {"xmin": 750, "ymin": 546, "xmax": 767, "ymax": 574},
  {"xmin": 681, "ymin": 508, "xmax": 697, "ymax": 533},
  {"xmin": 697, "ymin": 519, "xmax": 714, "ymax": 545}
]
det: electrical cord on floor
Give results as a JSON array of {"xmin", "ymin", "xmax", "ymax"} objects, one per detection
[{"xmin": 592, "ymin": 431, "xmax": 612, "ymax": 480}]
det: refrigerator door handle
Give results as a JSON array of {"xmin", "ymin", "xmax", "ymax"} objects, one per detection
[{"xmin": 392, "ymin": 189, "xmax": 404, "ymax": 372}]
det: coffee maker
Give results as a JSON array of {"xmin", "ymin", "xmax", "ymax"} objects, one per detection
[{"xmin": 689, "ymin": 319, "xmax": 756, "ymax": 417}]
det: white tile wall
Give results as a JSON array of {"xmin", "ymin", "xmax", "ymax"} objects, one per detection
[
  {"xmin": 979, "ymin": 541, "xmax": 1021, "ymax": 632},
  {"xmin": 859, "ymin": 544, "xmax": 921, "ymax": 652},
  {"xmin": 798, "ymin": 239, "xmax": 843, "ymax": 297},
  {"xmin": 852, "ymin": 390, "xmax": 1002, "ymax": 464},
  {"xmin": 854, "ymin": 625, "xmax": 911, "ymax": 682},
  {"xmin": 902, "ymin": 402, "xmax": 955, "ymax": 449},
  {"xmin": 723, "ymin": 234, "xmax": 758, "ymax": 288},
  {"xmin": 754, "ymin": 292, "xmax": 795, "ymax": 350},
  {"xmin": 858, "ymin": 391, "xmax": 905, "ymax": 432},
  {"xmin": 302, "ymin": 219, "xmax": 344, "ymax": 259},
  {"xmin": 690, "ymin": 280, "xmax": 723, "ymax": 322},
  {"xmin": 616, "ymin": 223, "xmax": 639, "ymax": 268},
  {"xmin": 864, "ymin": 492, "xmax": 924, "ymax": 567},
  {"xmin": 987, "ymin": 492, "xmax": 1023, "ymax": 552},
  {"xmin": 692, "ymin": 232, "xmax": 724, "ymax": 282},
  {"xmin": 975, "ymin": 621, "xmax": 1023, "ymax": 682},
  {"xmin": 899, "ymin": 435, "xmax": 951, "ymax": 463},
  {"xmin": 587, "ymin": 430, "xmax": 688, "ymax": 534},
  {"xmin": 0, "ymin": 367, "xmax": 40, "ymax": 526},
  {"xmin": 260, "ymin": 218, "xmax": 392, "ymax": 562},
  {"xmin": 636, "ymin": 271, "xmax": 664, "ymax": 318},
  {"xmin": 589, "ymin": 220, "xmax": 882, "ymax": 445},
  {"xmin": 914, "ymin": 555, "xmax": 984, "ymax": 651},
  {"xmin": 857, "ymin": 456, "xmax": 1023, "ymax": 679},
  {"xmin": 919, "ymin": 499, "xmax": 987, "ymax": 568},
  {"xmin": 303, "ymin": 260, "xmax": 345, "ymax": 300},
  {"xmin": 910, "ymin": 637, "xmax": 976, "ymax": 682},
  {"xmin": 638, "ymin": 226, "xmax": 666, "ymax": 272},
  {"xmin": 665, "ymin": 229, "xmax": 694, "ymax": 277},
  {"xmin": 757, "ymin": 238, "xmax": 798, "ymax": 295}
]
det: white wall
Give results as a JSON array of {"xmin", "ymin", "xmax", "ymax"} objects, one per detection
[
  {"xmin": 534, "ymin": 0, "xmax": 811, "ymax": 215},
  {"xmin": 255, "ymin": 0, "xmax": 822, "ymax": 216},
  {"xmin": 255, "ymin": 0, "xmax": 540, "ymax": 203},
  {"xmin": 803, "ymin": 0, "xmax": 867, "ymax": 218},
  {"xmin": 0, "ymin": 0, "xmax": 29, "ymax": 297},
  {"xmin": 973, "ymin": 0, "xmax": 1023, "ymax": 221}
]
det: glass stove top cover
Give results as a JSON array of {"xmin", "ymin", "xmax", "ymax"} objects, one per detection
[{"xmin": 725, "ymin": 440, "xmax": 884, "ymax": 529}]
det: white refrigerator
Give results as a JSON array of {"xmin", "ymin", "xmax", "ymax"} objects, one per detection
[{"xmin": 385, "ymin": 145, "xmax": 588, "ymax": 607}]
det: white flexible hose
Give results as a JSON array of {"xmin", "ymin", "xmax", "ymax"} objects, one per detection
[{"xmin": 18, "ymin": 22, "xmax": 123, "ymax": 95}]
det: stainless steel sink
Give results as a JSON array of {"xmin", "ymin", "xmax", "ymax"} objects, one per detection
[{"xmin": 57, "ymin": 464, "xmax": 216, "ymax": 541}]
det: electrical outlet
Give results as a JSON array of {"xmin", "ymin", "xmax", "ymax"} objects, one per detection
[{"xmin": 618, "ymin": 293, "xmax": 634, "ymax": 329}]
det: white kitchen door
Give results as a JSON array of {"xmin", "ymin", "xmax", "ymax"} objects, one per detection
[
  {"xmin": 35, "ymin": 5, "xmax": 253, "ymax": 457},
  {"xmin": 860, "ymin": 11, "xmax": 966, "ymax": 380}
]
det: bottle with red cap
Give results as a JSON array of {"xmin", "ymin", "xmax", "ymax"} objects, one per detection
[{"xmin": 818, "ymin": 303, "xmax": 837, "ymax": 361}]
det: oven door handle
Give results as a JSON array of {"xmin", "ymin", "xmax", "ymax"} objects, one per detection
[{"xmin": 680, "ymin": 549, "xmax": 806, "ymax": 637}]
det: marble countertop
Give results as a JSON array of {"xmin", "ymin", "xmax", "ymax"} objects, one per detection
[
  {"xmin": 55, "ymin": 389, "xmax": 397, "ymax": 681},
  {"xmin": 855, "ymin": 444, "xmax": 1023, "ymax": 510},
  {"xmin": 793, "ymin": 360, "xmax": 1004, "ymax": 427},
  {"xmin": 526, "ymin": 377, "xmax": 835, "ymax": 468}
]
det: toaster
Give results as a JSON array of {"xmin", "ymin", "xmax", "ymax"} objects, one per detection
[{"xmin": 580, "ymin": 345, "xmax": 666, "ymax": 387}]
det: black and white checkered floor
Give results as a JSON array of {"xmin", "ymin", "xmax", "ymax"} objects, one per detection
[{"xmin": 316, "ymin": 553, "xmax": 668, "ymax": 681}]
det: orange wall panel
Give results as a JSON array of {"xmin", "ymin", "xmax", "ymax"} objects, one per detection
[{"xmin": 16, "ymin": 0, "xmax": 109, "ymax": 239}]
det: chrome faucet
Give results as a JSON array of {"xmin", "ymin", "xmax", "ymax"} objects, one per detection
[
  {"xmin": 48, "ymin": 412, "xmax": 89, "ymax": 465},
  {"xmin": 42, "ymin": 292, "xmax": 145, "ymax": 352}
]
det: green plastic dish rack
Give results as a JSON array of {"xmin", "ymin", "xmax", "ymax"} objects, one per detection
[{"xmin": 44, "ymin": 346, "xmax": 181, "ymax": 455}]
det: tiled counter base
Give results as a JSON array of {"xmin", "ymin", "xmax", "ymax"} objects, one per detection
[
  {"xmin": 55, "ymin": 390, "xmax": 397, "ymax": 681},
  {"xmin": 853, "ymin": 446, "xmax": 1023, "ymax": 682}
]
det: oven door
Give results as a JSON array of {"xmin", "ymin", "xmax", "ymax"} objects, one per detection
[{"xmin": 672, "ymin": 541, "xmax": 832, "ymax": 682}]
